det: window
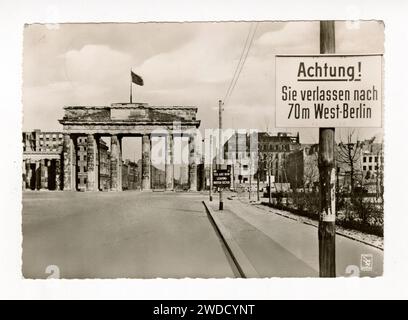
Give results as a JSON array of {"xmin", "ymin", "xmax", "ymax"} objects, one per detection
[
  {"xmin": 243, "ymin": 165, "xmax": 248, "ymax": 170},
  {"xmin": 84, "ymin": 178, "xmax": 87, "ymax": 185},
  {"xmin": 363, "ymin": 166, "xmax": 366, "ymax": 170},
  {"xmin": 375, "ymin": 156, "xmax": 378, "ymax": 162},
  {"xmin": 369, "ymin": 156, "xmax": 372, "ymax": 162},
  {"xmin": 363, "ymin": 156, "xmax": 367, "ymax": 162},
  {"xmin": 369, "ymin": 166, "xmax": 372, "ymax": 171}
]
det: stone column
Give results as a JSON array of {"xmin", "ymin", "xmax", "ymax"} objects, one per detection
[
  {"xmin": 86, "ymin": 134, "xmax": 100, "ymax": 191},
  {"xmin": 25, "ymin": 160, "xmax": 31, "ymax": 190},
  {"xmin": 40, "ymin": 159, "xmax": 48, "ymax": 190},
  {"xmin": 22, "ymin": 160, "xmax": 26, "ymax": 190},
  {"xmin": 165, "ymin": 134, "xmax": 174, "ymax": 190},
  {"xmin": 35, "ymin": 160, "xmax": 41, "ymax": 190},
  {"xmin": 63, "ymin": 134, "xmax": 77, "ymax": 191},
  {"xmin": 70, "ymin": 136, "xmax": 77, "ymax": 191},
  {"xmin": 142, "ymin": 134, "xmax": 151, "ymax": 190},
  {"xmin": 111, "ymin": 135, "xmax": 122, "ymax": 191},
  {"xmin": 63, "ymin": 134, "xmax": 71, "ymax": 190},
  {"xmin": 188, "ymin": 133, "xmax": 198, "ymax": 191},
  {"xmin": 55, "ymin": 158, "xmax": 62, "ymax": 190}
]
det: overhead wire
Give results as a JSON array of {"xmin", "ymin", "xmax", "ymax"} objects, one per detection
[
  {"xmin": 223, "ymin": 23, "xmax": 255, "ymax": 104},
  {"xmin": 223, "ymin": 22, "xmax": 259, "ymax": 107}
]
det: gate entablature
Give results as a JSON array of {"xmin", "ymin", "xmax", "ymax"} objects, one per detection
[{"xmin": 60, "ymin": 103, "xmax": 200, "ymax": 134}]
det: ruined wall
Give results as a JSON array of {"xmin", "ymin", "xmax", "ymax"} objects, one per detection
[
  {"xmin": 64, "ymin": 105, "xmax": 197, "ymax": 123},
  {"xmin": 64, "ymin": 107, "xmax": 111, "ymax": 121},
  {"xmin": 111, "ymin": 106, "xmax": 197, "ymax": 122}
]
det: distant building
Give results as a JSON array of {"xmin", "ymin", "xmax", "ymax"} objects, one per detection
[
  {"xmin": 23, "ymin": 129, "xmax": 64, "ymax": 153},
  {"xmin": 258, "ymin": 132, "xmax": 301, "ymax": 183},
  {"xmin": 335, "ymin": 137, "xmax": 384, "ymax": 193},
  {"xmin": 22, "ymin": 130, "xmax": 64, "ymax": 190},
  {"xmin": 223, "ymin": 131, "xmax": 301, "ymax": 187},
  {"xmin": 76, "ymin": 136, "xmax": 111, "ymax": 191},
  {"xmin": 23, "ymin": 131, "xmax": 114, "ymax": 192},
  {"xmin": 283, "ymin": 137, "xmax": 384, "ymax": 193},
  {"xmin": 122, "ymin": 159, "xmax": 140, "ymax": 190},
  {"xmin": 285, "ymin": 144, "xmax": 319, "ymax": 190},
  {"xmin": 360, "ymin": 139, "xmax": 384, "ymax": 194}
]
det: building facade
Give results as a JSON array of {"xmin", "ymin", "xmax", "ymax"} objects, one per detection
[
  {"xmin": 122, "ymin": 159, "xmax": 139, "ymax": 190},
  {"xmin": 360, "ymin": 139, "xmax": 384, "ymax": 194},
  {"xmin": 258, "ymin": 132, "xmax": 301, "ymax": 183},
  {"xmin": 285, "ymin": 144, "xmax": 319, "ymax": 190},
  {"xmin": 23, "ymin": 130, "xmax": 111, "ymax": 192},
  {"xmin": 284, "ymin": 137, "xmax": 384, "ymax": 194},
  {"xmin": 22, "ymin": 130, "xmax": 64, "ymax": 190},
  {"xmin": 76, "ymin": 136, "xmax": 111, "ymax": 191},
  {"xmin": 222, "ymin": 131, "xmax": 301, "ymax": 188}
]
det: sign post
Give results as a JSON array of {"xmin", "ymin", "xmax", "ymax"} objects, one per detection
[
  {"xmin": 213, "ymin": 168, "xmax": 231, "ymax": 189},
  {"xmin": 218, "ymin": 99, "xmax": 224, "ymax": 210},
  {"xmin": 318, "ymin": 21, "xmax": 336, "ymax": 278},
  {"xmin": 275, "ymin": 21, "xmax": 382, "ymax": 277},
  {"xmin": 209, "ymin": 135, "xmax": 213, "ymax": 201}
]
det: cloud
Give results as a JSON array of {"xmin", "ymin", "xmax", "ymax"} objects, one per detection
[
  {"xmin": 336, "ymin": 21, "xmax": 384, "ymax": 53},
  {"xmin": 23, "ymin": 21, "xmax": 384, "ymax": 144},
  {"xmin": 63, "ymin": 44, "xmax": 133, "ymax": 93}
]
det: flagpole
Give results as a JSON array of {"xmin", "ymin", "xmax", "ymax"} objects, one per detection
[{"xmin": 130, "ymin": 69, "xmax": 133, "ymax": 104}]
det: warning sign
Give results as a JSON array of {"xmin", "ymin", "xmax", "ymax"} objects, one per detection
[
  {"xmin": 213, "ymin": 169, "xmax": 231, "ymax": 188},
  {"xmin": 275, "ymin": 54, "xmax": 382, "ymax": 128}
]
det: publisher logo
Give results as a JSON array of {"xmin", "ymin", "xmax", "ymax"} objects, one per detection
[{"xmin": 360, "ymin": 254, "xmax": 373, "ymax": 272}]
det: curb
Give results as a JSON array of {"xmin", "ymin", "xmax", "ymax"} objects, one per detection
[{"xmin": 202, "ymin": 201, "xmax": 259, "ymax": 278}]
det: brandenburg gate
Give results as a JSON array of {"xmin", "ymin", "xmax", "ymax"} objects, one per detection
[{"xmin": 59, "ymin": 103, "xmax": 201, "ymax": 192}]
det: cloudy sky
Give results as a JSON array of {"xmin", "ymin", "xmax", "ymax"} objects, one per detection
[{"xmin": 23, "ymin": 21, "xmax": 384, "ymax": 147}]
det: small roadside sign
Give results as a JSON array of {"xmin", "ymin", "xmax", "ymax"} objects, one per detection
[{"xmin": 213, "ymin": 169, "xmax": 231, "ymax": 188}]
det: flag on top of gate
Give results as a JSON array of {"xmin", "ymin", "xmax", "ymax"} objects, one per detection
[{"xmin": 131, "ymin": 71, "xmax": 144, "ymax": 86}]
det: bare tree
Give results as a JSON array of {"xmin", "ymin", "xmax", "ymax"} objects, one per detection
[
  {"xmin": 303, "ymin": 151, "xmax": 319, "ymax": 192},
  {"xmin": 258, "ymin": 152, "xmax": 274, "ymax": 204},
  {"xmin": 336, "ymin": 129, "xmax": 362, "ymax": 192}
]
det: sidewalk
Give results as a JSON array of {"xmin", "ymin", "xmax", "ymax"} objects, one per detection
[{"xmin": 204, "ymin": 197, "xmax": 383, "ymax": 277}]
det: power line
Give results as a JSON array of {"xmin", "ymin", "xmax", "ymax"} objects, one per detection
[
  {"xmin": 223, "ymin": 23, "xmax": 254, "ymax": 103},
  {"xmin": 224, "ymin": 22, "xmax": 259, "ymax": 107}
]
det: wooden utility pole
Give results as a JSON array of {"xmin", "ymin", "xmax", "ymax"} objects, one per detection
[
  {"xmin": 318, "ymin": 21, "xmax": 336, "ymax": 277},
  {"xmin": 249, "ymin": 158, "xmax": 252, "ymax": 201},
  {"xmin": 209, "ymin": 135, "xmax": 213, "ymax": 201},
  {"xmin": 218, "ymin": 99, "xmax": 224, "ymax": 210},
  {"xmin": 268, "ymin": 162, "xmax": 272, "ymax": 205},
  {"xmin": 256, "ymin": 153, "xmax": 260, "ymax": 202}
]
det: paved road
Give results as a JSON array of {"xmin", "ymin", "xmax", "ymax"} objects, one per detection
[
  {"xmin": 22, "ymin": 191, "xmax": 236, "ymax": 279},
  {"xmin": 209, "ymin": 196, "xmax": 383, "ymax": 277}
]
